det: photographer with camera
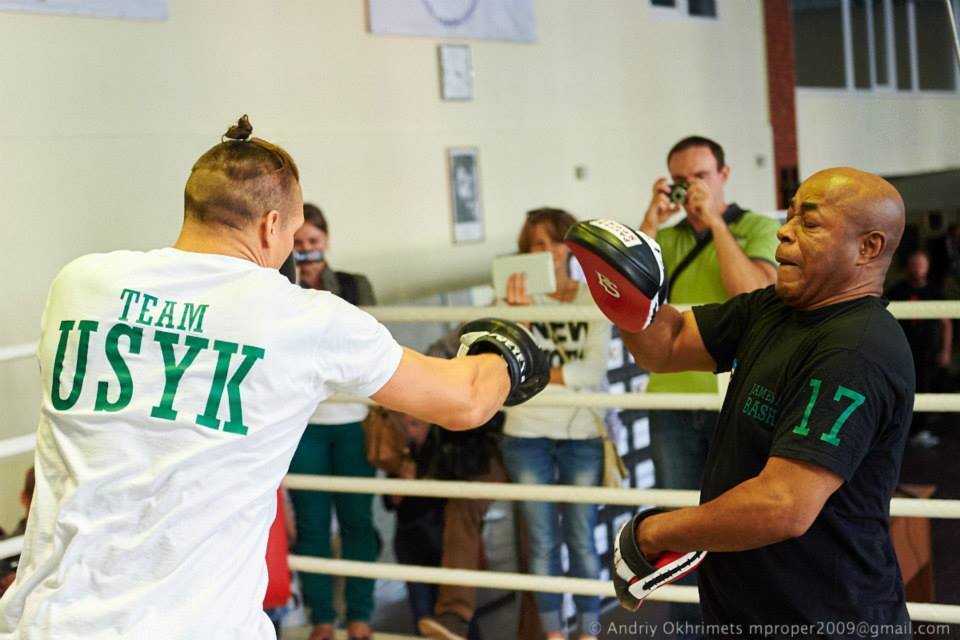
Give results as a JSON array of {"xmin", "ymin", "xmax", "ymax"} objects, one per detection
[
  {"xmin": 639, "ymin": 136, "xmax": 779, "ymax": 490},
  {"xmin": 638, "ymin": 135, "xmax": 779, "ymax": 632}
]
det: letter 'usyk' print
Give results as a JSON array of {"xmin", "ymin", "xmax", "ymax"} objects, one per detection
[{"xmin": 50, "ymin": 319, "xmax": 265, "ymax": 437}]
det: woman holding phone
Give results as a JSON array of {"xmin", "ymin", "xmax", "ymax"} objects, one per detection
[{"xmin": 501, "ymin": 208, "xmax": 609, "ymax": 640}]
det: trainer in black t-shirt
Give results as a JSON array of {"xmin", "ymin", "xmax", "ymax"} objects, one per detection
[{"xmin": 693, "ymin": 286, "xmax": 914, "ymax": 639}]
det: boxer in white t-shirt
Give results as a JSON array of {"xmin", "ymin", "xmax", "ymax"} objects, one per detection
[{"xmin": 0, "ymin": 116, "xmax": 548, "ymax": 640}]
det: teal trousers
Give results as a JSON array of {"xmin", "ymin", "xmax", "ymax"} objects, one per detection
[{"xmin": 288, "ymin": 421, "xmax": 377, "ymax": 624}]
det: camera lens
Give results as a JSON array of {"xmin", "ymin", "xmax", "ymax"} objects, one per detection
[{"xmin": 668, "ymin": 182, "xmax": 688, "ymax": 206}]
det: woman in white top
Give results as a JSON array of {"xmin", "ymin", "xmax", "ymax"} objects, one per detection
[{"xmin": 500, "ymin": 208, "xmax": 609, "ymax": 640}]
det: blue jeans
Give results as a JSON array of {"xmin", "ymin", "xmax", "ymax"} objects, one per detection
[
  {"xmin": 648, "ymin": 410, "xmax": 718, "ymax": 490},
  {"xmin": 500, "ymin": 436, "xmax": 602, "ymax": 636},
  {"xmin": 648, "ymin": 410, "xmax": 717, "ymax": 638}
]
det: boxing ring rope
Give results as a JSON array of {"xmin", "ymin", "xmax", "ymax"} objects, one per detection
[
  {"xmin": 2, "ymin": 300, "xmax": 960, "ymax": 624},
  {"xmin": 0, "ymin": 300, "xmax": 957, "ymax": 365},
  {"xmin": 287, "ymin": 557, "xmax": 958, "ymax": 626},
  {"xmin": 281, "ymin": 475, "xmax": 960, "ymax": 520},
  {"xmin": 362, "ymin": 300, "xmax": 960, "ymax": 322}
]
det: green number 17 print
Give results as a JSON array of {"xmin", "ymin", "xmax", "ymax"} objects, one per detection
[{"xmin": 791, "ymin": 378, "xmax": 866, "ymax": 447}]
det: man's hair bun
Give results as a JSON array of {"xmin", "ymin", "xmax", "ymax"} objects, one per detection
[{"xmin": 224, "ymin": 114, "xmax": 254, "ymax": 141}]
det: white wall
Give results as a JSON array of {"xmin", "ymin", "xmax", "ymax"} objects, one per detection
[
  {"xmin": 796, "ymin": 90, "xmax": 960, "ymax": 177},
  {"xmin": 0, "ymin": 0, "xmax": 775, "ymax": 528}
]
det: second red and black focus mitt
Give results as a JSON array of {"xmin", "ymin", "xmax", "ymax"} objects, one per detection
[{"xmin": 613, "ymin": 509, "xmax": 706, "ymax": 611}]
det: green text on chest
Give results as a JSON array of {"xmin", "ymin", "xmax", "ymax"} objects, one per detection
[
  {"xmin": 742, "ymin": 383, "xmax": 778, "ymax": 428},
  {"xmin": 50, "ymin": 289, "xmax": 265, "ymax": 436}
]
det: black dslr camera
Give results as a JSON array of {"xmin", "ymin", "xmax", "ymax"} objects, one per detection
[{"xmin": 668, "ymin": 181, "xmax": 689, "ymax": 206}]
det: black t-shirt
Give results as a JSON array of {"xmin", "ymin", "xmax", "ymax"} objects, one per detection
[
  {"xmin": 885, "ymin": 280, "xmax": 943, "ymax": 355},
  {"xmin": 692, "ymin": 287, "xmax": 914, "ymax": 640}
]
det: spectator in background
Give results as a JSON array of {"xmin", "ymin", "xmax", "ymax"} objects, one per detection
[
  {"xmin": 638, "ymin": 136, "xmax": 780, "ymax": 492},
  {"xmin": 294, "ymin": 204, "xmax": 375, "ymax": 303},
  {"xmin": 378, "ymin": 330, "xmax": 507, "ymax": 640},
  {"xmin": 499, "ymin": 208, "xmax": 609, "ymax": 640},
  {"xmin": 288, "ymin": 204, "xmax": 379, "ymax": 640},
  {"xmin": 264, "ymin": 258, "xmax": 301, "ymax": 638},
  {"xmin": 263, "ymin": 487, "xmax": 294, "ymax": 638},
  {"xmin": 636, "ymin": 136, "xmax": 779, "ymax": 632},
  {"xmin": 0, "ymin": 467, "xmax": 34, "ymax": 597},
  {"xmin": 942, "ymin": 224, "xmax": 960, "ymax": 300},
  {"xmin": 383, "ymin": 411, "xmax": 446, "ymax": 630},
  {"xmin": 886, "ymin": 249, "xmax": 953, "ymax": 448}
]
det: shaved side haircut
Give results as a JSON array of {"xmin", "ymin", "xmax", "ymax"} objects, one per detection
[{"xmin": 185, "ymin": 115, "xmax": 301, "ymax": 230}]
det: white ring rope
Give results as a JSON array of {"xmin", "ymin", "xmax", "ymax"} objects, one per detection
[
  {"xmin": 320, "ymin": 392, "xmax": 960, "ymax": 413},
  {"xmin": 288, "ymin": 556, "xmax": 694, "ymax": 603},
  {"xmin": 0, "ymin": 434, "xmax": 36, "ymax": 460},
  {"xmin": 361, "ymin": 300, "xmax": 960, "ymax": 322},
  {"xmin": 2, "ymin": 300, "xmax": 960, "ymax": 364},
  {"xmin": 0, "ymin": 533, "xmax": 951, "ymax": 624},
  {"xmin": 0, "ymin": 343, "xmax": 35, "ymax": 364},
  {"xmin": 288, "ymin": 557, "xmax": 958, "ymax": 625},
  {"xmin": 283, "ymin": 475, "xmax": 960, "ymax": 520},
  {"xmin": 0, "ymin": 536, "xmax": 23, "ymax": 561}
]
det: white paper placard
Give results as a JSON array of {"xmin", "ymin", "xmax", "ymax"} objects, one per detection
[{"xmin": 368, "ymin": 0, "xmax": 535, "ymax": 42}]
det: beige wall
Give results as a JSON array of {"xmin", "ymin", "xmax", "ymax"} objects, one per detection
[
  {"xmin": 0, "ymin": 1, "xmax": 776, "ymax": 528},
  {"xmin": 796, "ymin": 90, "xmax": 960, "ymax": 177}
]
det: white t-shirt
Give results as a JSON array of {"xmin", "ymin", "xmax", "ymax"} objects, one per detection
[
  {"xmin": 0, "ymin": 248, "xmax": 403, "ymax": 640},
  {"xmin": 307, "ymin": 398, "xmax": 369, "ymax": 425}
]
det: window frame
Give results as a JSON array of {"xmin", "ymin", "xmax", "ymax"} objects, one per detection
[
  {"xmin": 648, "ymin": 0, "xmax": 719, "ymax": 21},
  {"xmin": 795, "ymin": 0, "xmax": 960, "ymax": 95}
]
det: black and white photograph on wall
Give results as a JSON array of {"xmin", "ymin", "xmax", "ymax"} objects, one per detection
[{"xmin": 448, "ymin": 146, "xmax": 483, "ymax": 243}]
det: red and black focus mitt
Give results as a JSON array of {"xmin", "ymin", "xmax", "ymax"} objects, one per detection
[
  {"xmin": 613, "ymin": 508, "xmax": 706, "ymax": 611},
  {"xmin": 565, "ymin": 220, "xmax": 666, "ymax": 332},
  {"xmin": 457, "ymin": 318, "xmax": 550, "ymax": 406}
]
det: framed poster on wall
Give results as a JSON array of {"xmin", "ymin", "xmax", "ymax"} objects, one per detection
[{"xmin": 448, "ymin": 147, "xmax": 483, "ymax": 244}]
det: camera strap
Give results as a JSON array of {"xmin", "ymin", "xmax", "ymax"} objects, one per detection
[{"xmin": 666, "ymin": 203, "xmax": 746, "ymax": 301}]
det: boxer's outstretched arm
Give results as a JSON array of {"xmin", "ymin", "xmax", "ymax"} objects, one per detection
[
  {"xmin": 371, "ymin": 348, "xmax": 510, "ymax": 431},
  {"xmin": 620, "ymin": 305, "xmax": 716, "ymax": 373}
]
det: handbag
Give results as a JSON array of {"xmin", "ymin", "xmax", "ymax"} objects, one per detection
[
  {"xmin": 361, "ymin": 407, "xmax": 414, "ymax": 476},
  {"xmin": 595, "ymin": 412, "xmax": 629, "ymax": 488}
]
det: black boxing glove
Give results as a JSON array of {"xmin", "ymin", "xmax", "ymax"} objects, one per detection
[
  {"xmin": 565, "ymin": 219, "xmax": 666, "ymax": 332},
  {"xmin": 613, "ymin": 508, "xmax": 706, "ymax": 611},
  {"xmin": 457, "ymin": 318, "xmax": 549, "ymax": 406}
]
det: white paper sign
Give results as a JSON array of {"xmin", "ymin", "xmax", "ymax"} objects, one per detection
[
  {"xmin": 0, "ymin": 0, "xmax": 166, "ymax": 20},
  {"xmin": 368, "ymin": 0, "xmax": 535, "ymax": 42}
]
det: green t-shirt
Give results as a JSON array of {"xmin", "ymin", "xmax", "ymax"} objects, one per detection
[{"xmin": 646, "ymin": 208, "xmax": 780, "ymax": 394}]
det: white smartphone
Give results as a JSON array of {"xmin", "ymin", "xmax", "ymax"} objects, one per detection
[{"xmin": 492, "ymin": 252, "xmax": 557, "ymax": 299}]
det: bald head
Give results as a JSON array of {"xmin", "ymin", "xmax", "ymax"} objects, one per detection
[
  {"xmin": 775, "ymin": 167, "xmax": 906, "ymax": 310},
  {"xmin": 804, "ymin": 167, "xmax": 905, "ymax": 264}
]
